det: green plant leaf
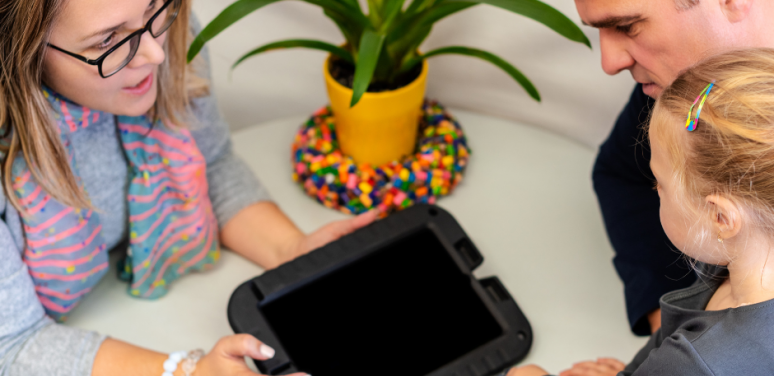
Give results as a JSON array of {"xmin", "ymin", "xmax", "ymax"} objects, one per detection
[
  {"xmin": 378, "ymin": 0, "xmax": 405, "ymax": 32},
  {"xmin": 350, "ymin": 29, "xmax": 386, "ymax": 107},
  {"xmin": 302, "ymin": 0, "xmax": 372, "ymax": 29},
  {"xmin": 415, "ymin": 2, "xmax": 476, "ymax": 26},
  {"xmin": 187, "ymin": 0, "xmax": 283, "ymax": 63},
  {"xmin": 446, "ymin": 0, "xmax": 590, "ymax": 48},
  {"xmin": 387, "ymin": 24, "xmax": 430, "ymax": 75},
  {"xmin": 324, "ymin": 9, "xmax": 362, "ymax": 49},
  {"xmin": 385, "ymin": 2, "xmax": 471, "ymax": 59},
  {"xmin": 338, "ymin": 0, "xmax": 363, "ymax": 12},
  {"xmin": 404, "ymin": 0, "xmax": 435, "ymax": 17},
  {"xmin": 231, "ymin": 39, "xmax": 355, "ymax": 71},
  {"xmin": 405, "ymin": 46, "xmax": 541, "ymax": 101}
]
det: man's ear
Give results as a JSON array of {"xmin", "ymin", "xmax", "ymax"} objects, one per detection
[
  {"xmin": 705, "ymin": 194, "xmax": 742, "ymax": 241},
  {"xmin": 720, "ymin": 0, "xmax": 753, "ymax": 23}
]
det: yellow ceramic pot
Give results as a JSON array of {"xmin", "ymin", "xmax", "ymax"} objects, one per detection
[{"xmin": 323, "ymin": 57, "xmax": 428, "ymax": 166}]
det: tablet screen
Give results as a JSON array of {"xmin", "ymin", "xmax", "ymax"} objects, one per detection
[{"xmin": 260, "ymin": 228, "xmax": 503, "ymax": 376}]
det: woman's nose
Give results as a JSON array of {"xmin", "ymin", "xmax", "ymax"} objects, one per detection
[
  {"xmin": 599, "ymin": 28, "xmax": 635, "ymax": 76},
  {"xmin": 127, "ymin": 31, "xmax": 166, "ymax": 69}
]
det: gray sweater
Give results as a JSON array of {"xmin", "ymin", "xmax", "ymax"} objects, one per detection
[
  {"xmin": 620, "ymin": 268, "xmax": 774, "ymax": 375},
  {"xmin": 0, "ymin": 46, "xmax": 270, "ymax": 374},
  {"xmin": 495, "ymin": 267, "xmax": 774, "ymax": 376}
]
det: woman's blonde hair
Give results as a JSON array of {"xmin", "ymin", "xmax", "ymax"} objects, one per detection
[
  {"xmin": 651, "ymin": 48, "xmax": 774, "ymax": 239},
  {"xmin": 0, "ymin": 0, "xmax": 207, "ymax": 212}
]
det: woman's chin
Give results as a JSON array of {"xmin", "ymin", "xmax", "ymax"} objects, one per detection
[{"xmin": 118, "ymin": 92, "xmax": 157, "ymax": 117}]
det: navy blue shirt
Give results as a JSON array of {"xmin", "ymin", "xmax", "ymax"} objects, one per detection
[{"xmin": 592, "ymin": 84, "xmax": 697, "ymax": 336}]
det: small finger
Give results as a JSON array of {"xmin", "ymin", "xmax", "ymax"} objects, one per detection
[
  {"xmin": 571, "ymin": 361, "xmax": 601, "ymax": 368},
  {"xmin": 567, "ymin": 364, "xmax": 608, "ymax": 376},
  {"xmin": 597, "ymin": 358, "xmax": 626, "ymax": 369}
]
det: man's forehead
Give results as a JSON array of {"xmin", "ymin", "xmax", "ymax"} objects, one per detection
[{"xmin": 575, "ymin": 0, "xmax": 649, "ymax": 27}]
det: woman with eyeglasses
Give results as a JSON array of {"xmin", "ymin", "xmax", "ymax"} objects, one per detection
[{"xmin": 0, "ymin": 0, "xmax": 377, "ymax": 375}]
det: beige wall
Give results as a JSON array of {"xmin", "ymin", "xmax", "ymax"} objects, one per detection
[{"xmin": 191, "ymin": 0, "xmax": 636, "ymax": 147}]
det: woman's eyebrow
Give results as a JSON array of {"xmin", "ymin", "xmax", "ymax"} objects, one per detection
[{"xmin": 80, "ymin": 23, "xmax": 124, "ymax": 42}]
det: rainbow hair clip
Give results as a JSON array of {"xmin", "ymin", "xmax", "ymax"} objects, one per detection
[{"xmin": 685, "ymin": 81, "xmax": 715, "ymax": 131}]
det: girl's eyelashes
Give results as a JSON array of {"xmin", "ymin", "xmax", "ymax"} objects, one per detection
[{"xmin": 653, "ymin": 180, "xmax": 661, "ymax": 191}]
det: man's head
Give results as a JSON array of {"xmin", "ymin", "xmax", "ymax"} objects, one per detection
[{"xmin": 575, "ymin": 0, "xmax": 772, "ymax": 97}]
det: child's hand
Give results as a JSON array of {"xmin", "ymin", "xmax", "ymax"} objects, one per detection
[
  {"xmin": 507, "ymin": 365, "xmax": 551, "ymax": 376},
  {"xmin": 559, "ymin": 358, "xmax": 625, "ymax": 376}
]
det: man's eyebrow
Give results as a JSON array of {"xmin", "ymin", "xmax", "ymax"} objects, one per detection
[
  {"xmin": 581, "ymin": 15, "xmax": 644, "ymax": 29},
  {"xmin": 80, "ymin": 23, "xmax": 124, "ymax": 42}
]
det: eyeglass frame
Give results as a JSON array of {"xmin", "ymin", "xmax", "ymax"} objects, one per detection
[{"xmin": 46, "ymin": 0, "xmax": 180, "ymax": 78}]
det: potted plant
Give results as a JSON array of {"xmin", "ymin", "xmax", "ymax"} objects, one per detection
[{"xmin": 187, "ymin": 0, "xmax": 589, "ymax": 166}]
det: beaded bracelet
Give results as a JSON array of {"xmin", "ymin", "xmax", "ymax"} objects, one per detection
[
  {"xmin": 180, "ymin": 349, "xmax": 205, "ymax": 376},
  {"xmin": 162, "ymin": 349, "xmax": 205, "ymax": 376}
]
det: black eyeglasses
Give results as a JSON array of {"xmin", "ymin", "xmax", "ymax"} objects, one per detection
[{"xmin": 47, "ymin": 0, "xmax": 181, "ymax": 78}]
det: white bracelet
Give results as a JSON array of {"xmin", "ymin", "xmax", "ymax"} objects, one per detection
[
  {"xmin": 180, "ymin": 349, "xmax": 205, "ymax": 376},
  {"xmin": 162, "ymin": 351, "xmax": 187, "ymax": 376}
]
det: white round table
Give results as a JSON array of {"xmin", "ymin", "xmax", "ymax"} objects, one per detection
[{"xmin": 66, "ymin": 109, "xmax": 648, "ymax": 374}]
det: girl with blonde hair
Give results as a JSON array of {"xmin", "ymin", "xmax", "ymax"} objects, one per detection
[
  {"xmin": 509, "ymin": 48, "xmax": 774, "ymax": 376},
  {"xmin": 0, "ymin": 0, "xmax": 376, "ymax": 374}
]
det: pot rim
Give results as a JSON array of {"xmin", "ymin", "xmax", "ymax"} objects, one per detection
[{"xmin": 323, "ymin": 55, "xmax": 428, "ymax": 99}]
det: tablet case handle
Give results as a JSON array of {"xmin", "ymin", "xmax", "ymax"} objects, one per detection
[{"xmin": 454, "ymin": 237, "xmax": 483, "ymax": 270}]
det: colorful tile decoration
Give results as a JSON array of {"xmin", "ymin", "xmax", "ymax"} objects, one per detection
[{"xmin": 291, "ymin": 100, "xmax": 470, "ymax": 215}]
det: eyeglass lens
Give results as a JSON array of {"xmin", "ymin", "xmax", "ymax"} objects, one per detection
[{"xmin": 101, "ymin": 0, "xmax": 180, "ymax": 77}]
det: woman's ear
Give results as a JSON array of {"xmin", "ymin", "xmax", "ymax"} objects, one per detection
[
  {"xmin": 720, "ymin": 0, "xmax": 753, "ymax": 23},
  {"xmin": 705, "ymin": 194, "xmax": 743, "ymax": 241}
]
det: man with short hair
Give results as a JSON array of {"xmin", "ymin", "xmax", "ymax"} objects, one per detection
[{"xmin": 504, "ymin": 0, "xmax": 774, "ymax": 375}]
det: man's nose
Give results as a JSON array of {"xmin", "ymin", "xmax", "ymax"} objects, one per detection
[{"xmin": 599, "ymin": 28, "xmax": 635, "ymax": 76}]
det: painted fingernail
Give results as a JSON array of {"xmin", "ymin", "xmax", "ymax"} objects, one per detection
[{"xmin": 259, "ymin": 344, "xmax": 275, "ymax": 358}]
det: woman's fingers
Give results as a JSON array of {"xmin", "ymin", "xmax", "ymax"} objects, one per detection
[
  {"xmin": 299, "ymin": 209, "xmax": 380, "ymax": 255},
  {"xmin": 215, "ymin": 334, "xmax": 276, "ymax": 361},
  {"xmin": 330, "ymin": 209, "xmax": 379, "ymax": 239}
]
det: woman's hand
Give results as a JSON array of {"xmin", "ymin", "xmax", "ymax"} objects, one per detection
[
  {"xmin": 221, "ymin": 202, "xmax": 378, "ymax": 270},
  {"xmin": 192, "ymin": 334, "xmax": 308, "ymax": 376},
  {"xmin": 285, "ymin": 209, "xmax": 379, "ymax": 257},
  {"xmin": 507, "ymin": 364, "xmax": 551, "ymax": 376},
  {"xmin": 558, "ymin": 358, "xmax": 625, "ymax": 376}
]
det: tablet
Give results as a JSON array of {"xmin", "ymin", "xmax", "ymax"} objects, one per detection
[{"xmin": 228, "ymin": 205, "xmax": 532, "ymax": 376}]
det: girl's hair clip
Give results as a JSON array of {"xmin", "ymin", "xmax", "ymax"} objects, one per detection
[{"xmin": 685, "ymin": 81, "xmax": 715, "ymax": 131}]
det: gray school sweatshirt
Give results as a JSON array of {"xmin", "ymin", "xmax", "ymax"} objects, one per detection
[
  {"xmin": 620, "ymin": 267, "xmax": 774, "ymax": 375},
  {"xmin": 495, "ymin": 266, "xmax": 774, "ymax": 376},
  {"xmin": 0, "ymin": 26, "xmax": 270, "ymax": 375}
]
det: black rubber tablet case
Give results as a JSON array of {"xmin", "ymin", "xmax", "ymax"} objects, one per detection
[{"xmin": 227, "ymin": 204, "xmax": 532, "ymax": 376}]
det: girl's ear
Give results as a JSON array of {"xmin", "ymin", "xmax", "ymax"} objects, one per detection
[{"xmin": 705, "ymin": 194, "xmax": 743, "ymax": 241}]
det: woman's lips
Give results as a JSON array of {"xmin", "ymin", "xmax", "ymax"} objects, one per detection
[{"xmin": 123, "ymin": 73, "xmax": 153, "ymax": 95}]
